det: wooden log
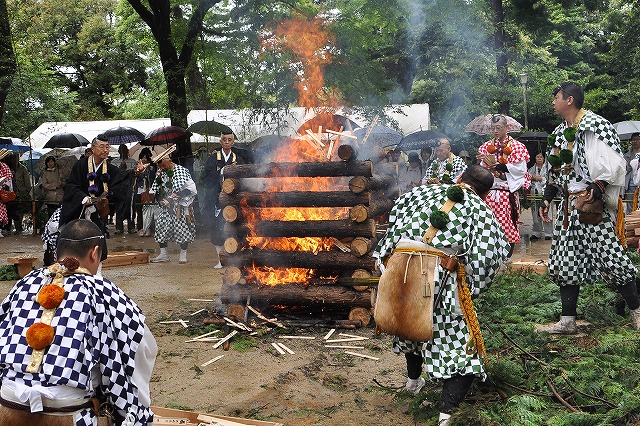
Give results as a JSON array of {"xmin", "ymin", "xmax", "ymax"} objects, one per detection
[
  {"xmin": 337, "ymin": 144, "xmax": 357, "ymax": 162},
  {"xmin": 224, "ymin": 219, "xmax": 377, "ymax": 239},
  {"xmin": 219, "ymin": 249, "xmax": 376, "ymax": 270},
  {"xmin": 349, "ymin": 199, "xmax": 396, "ymax": 223},
  {"xmin": 226, "ymin": 304, "xmax": 246, "ymax": 320},
  {"xmin": 348, "ymin": 307, "xmax": 371, "ymax": 327},
  {"xmin": 102, "ymin": 251, "xmax": 149, "ymax": 268},
  {"xmin": 222, "ymin": 161, "xmax": 373, "ymax": 179},
  {"xmin": 350, "ymin": 237, "xmax": 374, "ymax": 257},
  {"xmin": 224, "ymin": 237, "xmax": 241, "ymax": 254},
  {"xmin": 351, "ymin": 269, "xmax": 372, "ymax": 292},
  {"xmin": 218, "ymin": 190, "xmax": 370, "ymax": 208},
  {"xmin": 222, "ymin": 205, "xmax": 240, "ymax": 222},
  {"xmin": 348, "ymin": 175, "xmax": 396, "ymax": 193},
  {"xmin": 220, "ymin": 282, "xmax": 372, "ymax": 308},
  {"xmin": 223, "ymin": 266, "xmax": 245, "ymax": 286},
  {"xmin": 221, "ymin": 178, "xmax": 239, "ymax": 195}
]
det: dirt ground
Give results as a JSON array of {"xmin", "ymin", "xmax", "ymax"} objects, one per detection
[{"xmin": 0, "ymin": 222, "xmax": 551, "ymax": 426}]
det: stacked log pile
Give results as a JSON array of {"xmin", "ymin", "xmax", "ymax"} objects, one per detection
[
  {"xmin": 218, "ymin": 151, "xmax": 397, "ymax": 323},
  {"xmin": 625, "ymin": 210, "xmax": 640, "ymax": 248}
]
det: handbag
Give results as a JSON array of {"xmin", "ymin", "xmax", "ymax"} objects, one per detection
[
  {"xmin": 574, "ymin": 194, "xmax": 603, "ymax": 225},
  {"xmin": 0, "ymin": 190, "xmax": 16, "ymax": 203},
  {"xmin": 140, "ymin": 191, "xmax": 154, "ymax": 205}
]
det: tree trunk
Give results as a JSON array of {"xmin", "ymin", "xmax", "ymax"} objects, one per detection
[
  {"xmin": 0, "ymin": 0, "xmax": 17, "ymax": 126},
  {"xmin": 491, "ymin": 0, "xmax": 510, "ymax": 114}
]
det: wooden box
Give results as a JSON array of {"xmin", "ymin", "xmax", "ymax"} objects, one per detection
[
  {"xmin": 508, "ymin": 258, "xmax": 548, "ymax": 274},
  {"xmin": 7, "ymin": 256, "xmax": 39, "ymax": 278},
  {"xmin": 151, "ymin": 406, "xmax": 283, "ymax": 426},
  {"xmin": 102, "ymin": 251, "xmax": 149, "ymax": 269}
]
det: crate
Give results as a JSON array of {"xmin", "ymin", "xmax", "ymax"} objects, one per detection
[
  {"xmin": 102, "ymin": 251, "xmax": 149, "ymax": 268},
  {"xmin": 151, "ymin": 406, "xmax": 283, "ymax": 426}
]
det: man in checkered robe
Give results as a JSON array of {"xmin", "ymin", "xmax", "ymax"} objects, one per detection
[
  {"xmin": 149, "ymin": 155, "xmax": 197, "ymax": 264},
  {"xmin": 0, "ymin": 219, "xmax": 157, "ymax": 426},
  {"xmin": 477, "ymin": 116, "xmax": 531, "ymax": 255},
  {"xmin": 373, "ymin": 165, "xmax": 510, "ymax": 425},
  {"xmin": 421, "ymin": 138, "xmax": 467, "ymax": 185},
  {"xmin": 538, "ymin": 81, "xmax": 640, "ymax": 333}
]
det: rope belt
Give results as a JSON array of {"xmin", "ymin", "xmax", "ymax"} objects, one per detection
[
  {"xmin": 0, "ymin": 394, "xmax": 97, "ymax": 414},
  {"xmin": 393, "ymin": 247, "xmax": 486, "ymax": 361}
]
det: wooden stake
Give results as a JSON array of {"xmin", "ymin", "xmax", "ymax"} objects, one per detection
[
  {"xmin": 277, "ymin": 342, "xmax": 295, "ymax": 355},
  {"xmin": 278, "ymin": 335, "xmax": 316, "ymax": 340},
  {"xmin": 190, "ymin": 308, "xmax": 206, "ymax": 316},
  {"xmin": 213, "ymin": 330, "xmax": 238, "ymax": 349},
  {"xmin": 323, "ymin": 328, "xmax": 336, "ymax": 340},
  {"xmin": 326, "ymin": 129, "xmax": 358, "ymax": 139},
  {"xmin": 324, "ymin": 345, "xmax": 365, "ymax": 349},
  {"xmin": 200, "ymin": 355, "xmax": 224, "ymax": 367},
  {"xmin": 271, "ymin": 342, "xmax": 286, "ymax": 355},
  {"xmin": 325, "ymin": 337, "xmax": 368, "ymax": 343},
  {"xmin": 247, "ymin": 305, "xmax": 286, "ymax": 328},
  {"xmin": 345, "ymin": 351, "xmax": 379, "ymax": 361}
]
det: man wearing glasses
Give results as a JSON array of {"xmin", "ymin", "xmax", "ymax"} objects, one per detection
[
  {"xmin": 59, "ymin": 134, "xmax": 148, "ymax": 263},
  {"xmin": 476, "ymin": 115, "xmax": 531, "ymax": 258},
  {"xmin": 537, "ymin": 81, "xmax": 640, "ymax": 333}
]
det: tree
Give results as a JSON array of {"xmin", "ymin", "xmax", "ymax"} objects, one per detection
[{"xmin": 0, "ymin": 0, "xmax": 17, "ymax": 127}]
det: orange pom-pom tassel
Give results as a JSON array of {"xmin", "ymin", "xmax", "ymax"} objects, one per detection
[
  {"xmin": 25, "ymin": 323, "xmax": 55, "ymax": 350},
  {"xmin": 37, "ymin": 284, "xmax": 65, "ymax": 309},
  {"xmin": 487, "ymin": 145, "xmax": 496, "ymax": 154},
  {"xmin": 498, "ymin": 157, "xmax": 508, "ymax": 164},
  {"xmin": 503, "ymin": 146, "xmax": 512, "ymax": 155}
]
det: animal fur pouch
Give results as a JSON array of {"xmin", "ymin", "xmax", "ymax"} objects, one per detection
[{"xmin": 574, "ymin": 194, "xmax": 603, "ymax": 225}]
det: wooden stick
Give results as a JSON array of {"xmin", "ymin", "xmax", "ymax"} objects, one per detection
[
  {"xmin": 212, "ymin": 330, "xmax": 238, "ymax": 349},
  {"xmin": 360, "ymin": 115, "xmax": 379, "ymax": 145},
  {"xmin": 326, "ymin": 129, "xmax": 357, "ymax": 139},
  {"xmin": 223, "ymin": 317, "xmax": 251, "ymax": 331},
  {"xmin": 324, "ymin": 345, "xmax": 365, "ymax": 349},
  {"xmin": 305, "ymin": 129, "xmax": 325, "ymax": 146},
  {"xmin": 345, "ymin": 351, "xmax": 379, "ymax": 361},
  {"xmin": 325, "ymin": 337, "xmax": 369, "ymax": 343},
  {"xmin": 246, "ymin": 305, "xmax": 286, "ymax": 328},
  {"xmin": 187, "ymin": 298, "xmax": 215, "ymax": 302},
  {"xmin": 185, "ymin": 337, "xmax": 221, "ymax": 343},
  {"xmin": 271, "ymin": 342, "xmax": 286, "ymax": 355},
  {"xmin": 330, "ymin": 238, "xmax": 351, "ymax": 253},
  {"xmin": 323, "ymin": 328, "xmax": 336, "ymax": 340},
  {"xmin": 200, "ymin": 354, "xmax": 224, "ymax": 367},
  {"xmin": 278, "ymin": 335, "xmax": 316, "ymax": 339},
  {"xmin": 197, "ymin": 414, "xmax": 254, "ymax": 426},
  {"xmin": 302, "ymin": 134, "xmax": 324, "ymax": 152},
  {"xmin": 185, "ymin": 330, "xmax": 220, "ymax": 342},
  {"xmin": 178, "ymin": 319, "xmax": 188, "ymax": 328},
  {"xmin": 338, "ymin": 333, "xmax": 363, "ymax": 339},
  {"xmin": 158, "ymin": 320, "xmax": 189, "ymax": 325},
  {"xmin": 190, "ymin": 308, "xmax": 206, "ymax": 316},
  {"xmin": 277, "ymin": 342, "xmax": 295, "ymax": 355}
]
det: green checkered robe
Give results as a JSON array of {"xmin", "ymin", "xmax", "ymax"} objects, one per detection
[
  {"xmin": 547, "ymin": 110, "xmax": 635, "ymax": 287},
  {"xmin": 373, "ymin": 184, "xmax": 509, "ymax": 380}
]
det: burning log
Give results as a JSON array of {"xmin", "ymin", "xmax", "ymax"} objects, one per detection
[
  {"xmin": 350, "ymin": 200, "xmax": 396, "ymax": 223},
  {"xmin": 337, "ymin": 144, "xmax": 357, "ymax": 162},
  {"xmin": 348, "ymin": 175, "xmax": 396, "ymax": 194},
  {"xmin": 223, "ymin": 237, "xmax": 241, "ymax": 254},
  {"xmin": 219, "ymin": 190, "xmax": 370, "ymax": 208},
  {"xmin": 224, "ymin": 219, "xmax": 377, "ymax": 239},
  {"xmin": 220, "ymin": 283, "xmax": 372, "ymax": 308},
  {"xmin": 222, "ymin": 161, "xmax": 373, "ymax": 179},
  {"xmin": 223, "ymin": 266, "xmax": 246, "ymax": 285},
  {"xmin": 219, "ymin": 249, "xmax": 376, "ymax": 270},
  {"xmin": 348, "ymin": 307, "xmax": 372, "ymax": 327},
  {"xmin": 222, "ymin": 205, "xmax": 240, "ymax": 223}
]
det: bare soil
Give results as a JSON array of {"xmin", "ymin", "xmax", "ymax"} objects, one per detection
[{"xmin": 0, "ymin": 226, "xmax": 551, "ymax": 426}]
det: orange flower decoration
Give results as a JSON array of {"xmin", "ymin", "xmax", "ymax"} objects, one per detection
[
  {"xmin": 486, "ymin": 145, "xmax": 496, "ymax": 154},
  {"xmin": 37, "ymin": 284, "xmax": 65, "ymax": 309},
  {"xmin": 26, "ymin": 323, "xmax": 55, "ymax": 350},
  {"xmin": 498, "ymin": 157, "xmax": 508, "ymax": 164},
  {"xmin": 503, "ymin": 146, "xmax": 512, "ymax": 155}
]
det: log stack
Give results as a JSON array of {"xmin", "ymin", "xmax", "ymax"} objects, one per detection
[
  {"xmin": 625, "ymin": 210, "xmax": 640, "ymax": 248},
  {"xmin": 217, "ymin": 156, "xmax": 396, "ymax": 321}
]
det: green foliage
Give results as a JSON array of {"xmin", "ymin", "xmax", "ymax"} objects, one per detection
[{"xmin": 0, "ymin": 265, "xmax": 20, "ymax": 281}]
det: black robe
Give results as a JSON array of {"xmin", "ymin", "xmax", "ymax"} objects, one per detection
[{"xmin": 60, "ymin": 157, "xmax": 134, "ymax": 259}]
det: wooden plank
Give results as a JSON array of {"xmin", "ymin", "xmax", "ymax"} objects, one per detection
[
  {"xmin": 151, "ymin": 406, "xmax": 284, "ymax": 426},
  {"xmin": 102, "ymin": 251, "xmax": 149, "ymax": 268}
]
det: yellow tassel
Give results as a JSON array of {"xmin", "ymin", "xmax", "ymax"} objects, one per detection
[
  {"xmin": 616, "ymin": 196, "xmax": 626, "ymax": 249},
  {"xmin": 634, "ymin": 187, "xmax": 639, "ymax": 212},
  {"xmin": 456, "ymin": 264, "xmax": 488, "ymax": 365}
]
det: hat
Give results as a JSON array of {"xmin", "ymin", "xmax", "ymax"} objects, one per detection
[{"xmin": 408, "ymin": 152, "xmax": 420, "ymax": 163}]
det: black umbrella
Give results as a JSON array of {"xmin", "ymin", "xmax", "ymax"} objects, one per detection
[
  {"xmin": 102, "ymin": 126, "xmax": 146, "ymax": 145},
  {"xmin": 353, "ymin": 125, "xmax": 402, "ymax": 147},
  {"xmin": 396, "ymin": 130, "xmax": 449, "ymax": 152},
  {"xmin": 251, "ymin": 135, "xmax": 291, "ymax": 161},
  {"xmin": 43, "ymin": 133, "xmax": 90, "ymax": 149},
  {"xmin": 142, "ymin": 126, "xmax": 192, "ymax": 146},
  {"xmin": 187, "ymin": 120, "xmax": 233, "ymax": 136},
  {"xmin": 297, "ymin": 114, "xmax": 360, "ymax": 134}
]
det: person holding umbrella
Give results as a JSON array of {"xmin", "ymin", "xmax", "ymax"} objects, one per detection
[
  {"xmin": 476, "ymin": 115, "xmax": 531, "ymax": 258},
  {"xmin": 59, "ymin": 134, "xmax": 148, "ymax": 263}
]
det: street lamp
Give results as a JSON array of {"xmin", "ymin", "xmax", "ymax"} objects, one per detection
[{"xmin": 520, "ymin": 72, "xmax": 529, "ymax": 130}]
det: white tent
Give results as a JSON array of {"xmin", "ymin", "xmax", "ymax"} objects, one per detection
[
  {"xmin": 27, "ymin": 118, "xmax": 171, "ymax": 150},
  {"xmin": 187, "ymin": 104, "xmax": 430, "ymax": 143}
]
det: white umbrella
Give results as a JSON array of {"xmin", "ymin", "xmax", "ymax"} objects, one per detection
[
  {"xmin": 20, "ymin": 148, "xmax": 50, "ymax": 162},
  {"xmin": 613, "ymin": 120, "xmax": 640, "ymax": 140}
]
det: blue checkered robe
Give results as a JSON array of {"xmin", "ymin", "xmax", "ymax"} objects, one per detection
[
  {"xmin": 373, "ymin": 184, "xmax": 509, "ymax": 380},
  {"xmin": 150, "ymin": 164, "xmax": 196, "ymax": 245},
  {"xmin": 0, "ymin": 269, "xmax": 153, "ymax": 425}
]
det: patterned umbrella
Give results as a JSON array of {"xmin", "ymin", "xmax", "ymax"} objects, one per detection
[
  {"xmin": 102, "ymin": 126, "xmax": 146, "ymax": 145},
  {"xmin": 353, "ymin": 125, "xmax": 402, "ymax": 147},
  {"xmin": 464, "ymin": 114, "xmax": 523, "ymax": 135},
  {"xmin": 396, "ymin": 130, "xmax": 449, "ymax": 151},
  {"xmin": 43, "ymin": 133, "xmax": 90, "ymax": 148},
  {"xmin": 142, "ymin": 126, "xmax": 192, "ymax": 146}
]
